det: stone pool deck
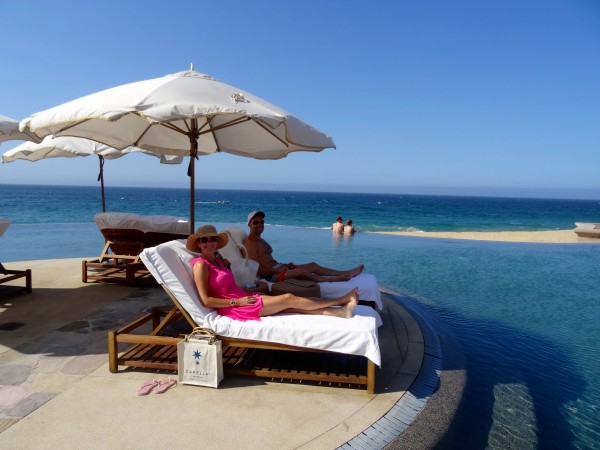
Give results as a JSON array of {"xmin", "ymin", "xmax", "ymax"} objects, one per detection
[{"xmin": 0, "ymin": 258, "xmax": 463, "ymax": 449}]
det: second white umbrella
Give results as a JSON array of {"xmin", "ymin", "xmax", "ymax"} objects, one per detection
[{"xmin": 2, "ymin": 135, "xmax": 182, "ymax": 212}]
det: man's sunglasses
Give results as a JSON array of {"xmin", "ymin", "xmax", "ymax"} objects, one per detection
[
  {"xmin": 200, "ymin": 236, "xmax": 218, "ymax": 243},
  {"xmin": 252, "ymin": 220, "xmax": 264, "ymax": 225}
]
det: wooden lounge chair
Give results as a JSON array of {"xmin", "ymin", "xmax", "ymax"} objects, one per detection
[
  {"xmin": 0, "ymin": 219, "xmax": 32, "ymax": 299},
  {"xmin": 82, "ymin": 212, "xmax": 189, "ymax": 286},
  {"xmin": 0, "ymin": 263, "xmax": 32, "ymax": 299},
  {"xmin": 108, "ymin": 240, "xmax": 382, "ymax": 393},
  {"xmin": 218, "ymin": 226, "xmax": 383, "ymax": 310},
  {"xmin": 82, "ymin": 228, "xmax": 148, "ymax": 285}
]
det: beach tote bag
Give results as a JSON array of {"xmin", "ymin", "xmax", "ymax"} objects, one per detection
[
  {"xmin": 229, "ymin": 245, "xmax": 259, "ymax": 287},
  {"xmin": 177, "ymin": 327, "xmax": 224, "ymax": 388}
]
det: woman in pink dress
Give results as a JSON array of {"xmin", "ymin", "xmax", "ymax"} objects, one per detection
[{"xmin": 188, "ymin": 225, "xmax": 358, "ymax": 322}]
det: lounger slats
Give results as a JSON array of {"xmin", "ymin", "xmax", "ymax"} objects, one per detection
[
  {"xmin": 114, "ymin": 341, "xmax": 369, "ymax": 388},
  {"xmin": 222, "ymin": 346, "xmax": 249, "ymax": 367},
  {"xmin": 119, "ymin": 344, "xmax": 178, "ymax": 371},
  {"xmin": 221, "ymin": 348, "xmax": 369, "ymax": 387},
  {"xmin": 108, "ymin": 307, "xmax": 373, "ymax": 391}
]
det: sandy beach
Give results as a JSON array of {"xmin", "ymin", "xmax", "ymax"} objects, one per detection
[{"xmin": 375, "ymin": 229, "xmax": 579, "ymax": 243}]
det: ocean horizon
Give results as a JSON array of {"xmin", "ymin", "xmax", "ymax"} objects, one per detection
[
  {"xmin": 2, "ymin": 183, "xmax": 600, "ymax": 233},
  {"xmin": 1, "ymin": 184, "xmax": 600, "ymax": 449}
]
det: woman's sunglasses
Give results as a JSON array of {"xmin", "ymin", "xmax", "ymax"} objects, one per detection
[
  {"xmin": 252, "ymin": 220, "xmax": 264, "ymax": 225},
  {"xmin": 200, "ymin": 236, "xmax": 218, "ymax": 243}
]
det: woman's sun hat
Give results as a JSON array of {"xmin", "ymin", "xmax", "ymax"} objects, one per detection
[{"xmin": 186, "ymin": 225, "xmax": 228, "ymax": 251}]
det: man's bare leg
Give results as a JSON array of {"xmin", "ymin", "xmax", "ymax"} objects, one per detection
[
  {"xmin": 284, "ymin": 268, "xmax": 351, "ymax": 283},
  {"xmin": 296, "ymin": 262, "xmax": 365, "ymax": 279}
]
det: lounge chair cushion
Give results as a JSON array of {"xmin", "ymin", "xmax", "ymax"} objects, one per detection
[
  {"xmin": 140, "ymin": 240, "xmax": 382, "ymax": 366},
  {"xmin": 218, "ymin": 228, "xmax": 249, "ymax": 262},
  {"xmin": 141, "ymin": 215, "xmax": 189, "ymax": 234},
  {"xmin": 203, "ymin": 306, "xmax": 381, "ymax": 367},
  {"xmin": 141, "ymin": 240, "xmax": 215, "ymax": 320},
  {"xmin": 94, "ymin": 212, "xmax": 189, "ymax": 234},
  {"xmin": 95, "ymin": 212, "xmax": 140, "ymax": 230},
  {"xmin": 224, "ymin": 226, "xmax": 248, "ymax": 251},
  {"xmin": 574, "ymin": 222, "xmax": 600, "ymax": 231},
  {"xmin": 319, "ymin": 274, "xmax": 381, "ymax": 307}
]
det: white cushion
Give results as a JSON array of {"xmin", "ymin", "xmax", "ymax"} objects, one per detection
[
  {"xmin": 218, "ymin": 232, "xmax": 245, "ymax": 262},
  {"xmin": 140, "ymin": 240, "xmax": 214, "ymax": 321},
  {"xmin": 142, "ymin": 215, "xmax": 189, "ymax": 234},
  {"xmin": 218, "ymin": 226, "xmax": 249, "ymax": 262},
  {"xmin": 94, "ymin": 212, "xmax": 189, "ymax": 234},
  {"xmin": 95, "ymin": 212, "xmax": 140, "ymax": 230},
  {"xmin": 225, "ymin": 226, "xmax": 247, "ymax": 246},
  {"xmin": 319, "ymin": 274, "xmax": 383, "ymax": 310}
]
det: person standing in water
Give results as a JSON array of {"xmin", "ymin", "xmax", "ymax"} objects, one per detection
[
  {"xmin": 332, "ymin": 216, "xmax": 344, "ymax": 234},
  {"xmin": 344, "ymin": 219, "xmax": 357, "ymax": 235}
]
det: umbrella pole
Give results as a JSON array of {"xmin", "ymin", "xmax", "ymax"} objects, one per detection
[
  {"xmin": 98, "ymin": 155, "xmax": 106, "ymax": 212},
  {"xmin": 188, "ymin": 118, "xmax": 199, "ymax": 234},
  {"xmin": 189, "ymin": 155, "xmax": 195, "ymax": 233}
]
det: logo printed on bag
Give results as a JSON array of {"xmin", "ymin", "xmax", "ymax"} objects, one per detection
[
  {"xmin": 193, "ymin": 349, "xmax": 202, "ymax": 364},
  {"xmin": 186, "ymin": 370, "xmax": 209, "ymax": 375}
]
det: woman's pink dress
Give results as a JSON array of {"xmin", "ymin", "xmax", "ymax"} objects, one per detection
[{"xmin": 192, "ymin": 256, "xmax": 263, "ymax": 321}]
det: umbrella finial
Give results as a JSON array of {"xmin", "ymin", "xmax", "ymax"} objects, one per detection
[{"xmin": 190, "ymin": 62, "xmax": 194, "ymax": 71}]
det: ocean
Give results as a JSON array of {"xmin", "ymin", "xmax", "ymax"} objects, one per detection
[
  {"xmin": 2, "ymin": 184, "xmax": 600, "ymax": 449},
  {"xmin": 2, "ymin": 184, "xmax": 600, "ymax": 233}
]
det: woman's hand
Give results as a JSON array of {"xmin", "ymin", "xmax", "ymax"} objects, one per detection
[{"xmin": 238, "ymin": 296, "xmax": 257, "ymax": 306}]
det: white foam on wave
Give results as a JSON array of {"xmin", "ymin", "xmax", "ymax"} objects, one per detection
[{"xmin": 196, "ymin": 200, "xmax": 230, "ymax": 205}]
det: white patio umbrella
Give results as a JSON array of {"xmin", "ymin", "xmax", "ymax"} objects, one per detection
[
  {"xmin": 2, "ymin": 135, "xmax": 182, "ymax": 212},
  {"xmin": 19, "ymin": 68, "xmax": 335, "ymax": 232},
  {"xmin": 0, "ymin": 115, "xmax": 41, "ymax": 145}
]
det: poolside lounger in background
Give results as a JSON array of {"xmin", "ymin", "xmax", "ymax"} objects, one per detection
[
  {"xmin": 0, "ymin": 219, "xmax": 32, "ymax": 299},
  {"xmin": 218, "ymin": 226, "xmax": 383, "ymax": 309},
  {"xmin": 573, "ymin": 222, "xmax": 600, "ymax": 242},
  {"xmin": 108, "ymin": 240, "xmax": 382, "ymax": 393},
  {"xmin": 82, "ymin": 212, "xmax": 189, "ymax": 285}
]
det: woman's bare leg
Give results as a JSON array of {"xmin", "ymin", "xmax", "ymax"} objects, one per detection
[
  {"xmin": 284, "ymin": 299, "xmax": 358, "ymax": 318},
  {"xmin": 260, "ymin": 288, "xmax": 358, "ymax": 317}
]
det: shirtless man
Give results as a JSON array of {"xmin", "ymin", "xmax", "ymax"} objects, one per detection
[
  {"xmin": 332, "ymin": 216, "xmax": 344, "ymax": 234},
  {"xmin": 243, "ymin": 211, "xmax": 364, "ymax": 283}
]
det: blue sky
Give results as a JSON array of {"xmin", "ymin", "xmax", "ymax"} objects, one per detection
[{"xmin": 1, "ymin": 1, "xmax": 599, "ymax": 199}]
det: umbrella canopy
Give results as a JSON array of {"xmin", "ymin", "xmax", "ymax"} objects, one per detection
[
  {"xmin": 19, "ymin": 69, "xmax": 336, "ymax": 231},
  {"xmin": 2, "ymin": 135, "xmax": 182, "ymax": 212},
  {"xmin": 0, "ymin": 115, "xmax": 41, "ymax": 145}
]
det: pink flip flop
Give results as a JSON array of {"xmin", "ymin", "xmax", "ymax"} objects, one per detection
[
  {"xmin": 154, "ymin": 377, "xmax": 177, "ymax": 394},
  {"xmin": 137, "ymin": 379, "xmax": 159, "ymax": 396}
]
